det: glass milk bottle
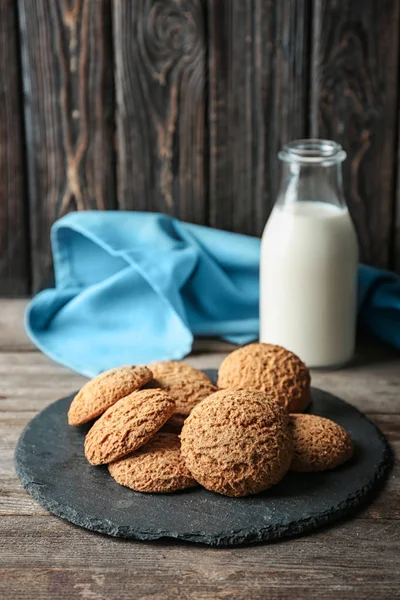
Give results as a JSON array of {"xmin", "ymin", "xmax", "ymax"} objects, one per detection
[{"xmin": 260, "ymin": 139, "xmax": 358, "ymax": 368}]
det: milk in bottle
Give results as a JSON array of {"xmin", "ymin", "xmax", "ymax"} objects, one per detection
[{"xmin": 260, "ymin": 140, "xmax": 358, "ymax": 368}]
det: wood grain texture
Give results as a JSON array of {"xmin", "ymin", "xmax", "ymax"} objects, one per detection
[
  {"xmin": 208, "ymin": 0, "xmax": 311, "ymax": 235},
  {"xmin": 113, "ymin": 0, "xmax": 207, "ymax": 223},
  {"xmin": 0, "ymin": 300, "xmax": 35, "ymax": 351},
  {"xmin": 311, "ymin": 0, "xmax": 400, "ymax": 268},
  {"xmin": 395, "ymin": 115, "xmax": 400, "ymax": 272},
  {"xmin": 0, "ymin": 1, "xmax": 29, "ymax": 296},
  {"xmin": 18, "ymin": 0, "xmax": 116, "ymax": 292},
  {"xmin": 0, "ymin": 519, "xmax": 399, "ymax": 599}
]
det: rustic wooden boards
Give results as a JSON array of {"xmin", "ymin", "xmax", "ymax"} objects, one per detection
[
  {"xmin": 1, "ymin": 0, "xmax": 400, "ymax": 293},
  {"xmin": 208, "ymin": 0, "xmax": 311, "ymax": 235},
  {"xmin": 0, "ymin": 1, "xmax": 29, "ymax": 296},
  {"xmin": 1, "ymin": 330, "xmax": 400, "ymax": 599},
  {"xmin": 1, "ymin": 519, "xmax": 400, "ymax": 599},
  {"xmin": 113, "ymin": 0, "xmax": 207, "ymax": 224},
  {"xmin": 311, "ymin": 0, "xmax": 400, "ymax": 268},
  {"xmin": 18, "ymin": 0, "xmax": 116, "ymax": 292}
]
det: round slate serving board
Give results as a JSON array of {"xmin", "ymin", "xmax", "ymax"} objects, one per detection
[{"xmin": 15, "ymin": 369, "xmax": 392, "ymax": 547}]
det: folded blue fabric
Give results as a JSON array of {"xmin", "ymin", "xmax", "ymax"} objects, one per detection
[{"xmin": 26, "ymin": 211, "xmax": 400, "ymax": 377}]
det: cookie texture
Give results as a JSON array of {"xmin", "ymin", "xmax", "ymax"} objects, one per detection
[
  {"xmin": 84, "ymin": 390, "xmax": 175, "ymax": 465},
  {"xmin": 217, "ymin": 343, "xmax": 311, "ymax": 413},
  {"xmin": 148, "ymin": 361, "xmax": 216, "ymax": 429},
  {"xmin": 108, "ymin": 433, "xmax": 197, "ymax": 493},
  {"xmin": 290, "ymin": 414, "xmax": 354, "ymax": 472},
  {"xmin": 68, "ymin": 365, "xmax": 153, "ymax": 426},
  {"xmin": 180, "ymin": 389, "xmax": 293, "ymax": 497}
]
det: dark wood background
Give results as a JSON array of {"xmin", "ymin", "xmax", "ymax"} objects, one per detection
[{"xmin": 1, "ymin": 0, "xmax": 399, "ymax": 295}]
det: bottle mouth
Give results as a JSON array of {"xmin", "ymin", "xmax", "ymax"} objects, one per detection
[{"xmin": 278, "ymin": 139, "xmax": 346, "ymax": 166}]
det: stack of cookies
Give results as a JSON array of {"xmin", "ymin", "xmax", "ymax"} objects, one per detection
[{"xmin": 68, "ymin": 344, "xmax": 354, "ymax": 497}]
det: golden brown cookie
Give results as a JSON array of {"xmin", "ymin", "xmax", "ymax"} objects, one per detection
[
  {"xmin": 217, "ymin": 343, "xmax": 311, "ymax": 413},
  {"xmin": 180, "ymin": 389, "xmax": 293, "ymax": 497},
  {"xmin": 68, "ymin": 365, "xmax": 153, "ymax": 426},
  {"xmin": 148, "ymin": 361, "xmax": 217, "ymax": 429},
  {"xmin": 290, "ymin": 414, "xmax": 354, "ymax": 472},
  {"xmin": 108, "ymin": 433, "xmax": 197, "ymax": 493},
  {"xmin": 84, "ymin": 389, "xmax": 175, "ymax": 465}
]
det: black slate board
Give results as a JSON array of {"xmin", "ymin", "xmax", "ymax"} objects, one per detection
[{"xmin": 14, "ymin": 370, "xmax": 392, "ymax": 546}]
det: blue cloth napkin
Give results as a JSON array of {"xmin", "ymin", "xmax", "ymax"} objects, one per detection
[{"xmin": 26, "ymin": 211, "xmax": 400, "ymax": 377}]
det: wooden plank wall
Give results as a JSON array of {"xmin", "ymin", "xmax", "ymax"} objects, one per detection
[
  {"xmin": 0, "ymin": 0, "xmax": 399, "ymax": 294},
  {"xmin": 18, "ymin": 0, "xmax": 116, "ymax": 291},
  {"xmin": 113, "ymin": 0, "xmax": 207, "ymax": 224},
  {"xmin": 311, "ymin": 0, "xmax": 400, "ymax": 268},
  {"xmin": 0, "ymin": 1, "xmax": 29, "ymax": 296},
  {"xmin": 208, "ymin": 0, "xmax": 311, "ymax": 235}
]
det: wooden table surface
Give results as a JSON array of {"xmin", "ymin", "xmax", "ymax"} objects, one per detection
[{"xmin": 1, "ymin": 300, "xmax": 399, "ymax": 599}]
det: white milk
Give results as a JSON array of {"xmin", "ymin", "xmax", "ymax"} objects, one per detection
[{"xmin": 260, "ymin": 201, "xmax": 358, "ymax": 367}]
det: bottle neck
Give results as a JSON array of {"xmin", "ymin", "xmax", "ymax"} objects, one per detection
[
  {"xmin": 276, "ymin": 139, "xmax": 347, "ymax": 210},
  {"xmin": 277, "ymin": 161, "xmax": 346, "ymax": 210}
]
